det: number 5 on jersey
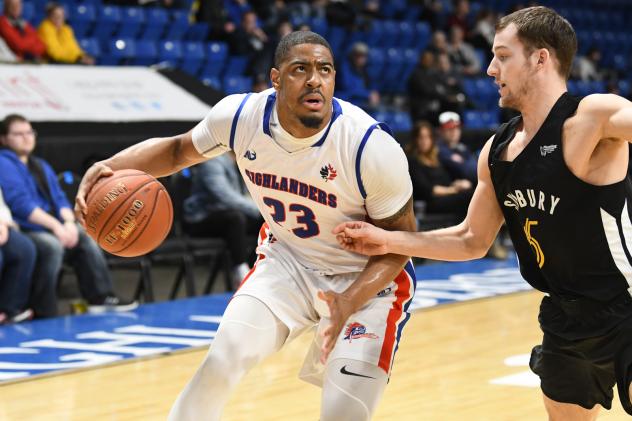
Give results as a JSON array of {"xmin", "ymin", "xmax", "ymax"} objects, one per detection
[{"xmin": 263, "ymin": 197, "xmax": 320, "ymax": 238}]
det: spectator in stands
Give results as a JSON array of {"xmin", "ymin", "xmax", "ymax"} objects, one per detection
[
  {"xmin": 0, "ymin": 0, "xmax": 46, "ymax": 61},
  {"xmin": 428, "ymin": 29, "xmax": 449, "ymax": 55},
  {"xmin": 436, "ymin": 51, "xmax": 469, "ymax": 112},
  {"xmin": 195, "ymin": 0, "xmax": 236, "ymax": 43},
  {"xmin": 183, "ymin": 153, "xmax": 263, "ymax": 285},
  {"xmin": 436, "ymin": 111, "xmax": 478, "ymax": 184},
  {"xmin": 38, "ymin": 2, "xmax": 95, "ymax": 65},
  {"xmin": 406, "ymin": 120, "xmax": 473, "ymax": 218},
  {"xmin": 0, "ymin": 114, "xmax": 137, "ymax": 318},
  {"xmin": 337, "ymin": 42, "xmax": 380, "ymax": 110},
  {"xmin": 572, "ymin": 46, "xmax": 605, "ymax": 82},
  {"xmin": 230, "ymin": 10, "xmax": 272, "ymax": 80},
  {"xmin": 469, "ymin": 8, "xmax": 495, "ymax": 53},
  {"xmin": 447, "ymin": 25, "xmax": 481, "ymax": 76},
  {"xmin": 417, "ymin": 0, "xmax": 445, "ymax": 31},
  {"xmin": 447, "ymin": 0, "xmax": 471, "ymax": 36},
  {"xmin": 0, "ymin": 185, "xmax": 36, "ymax": 324},
  {"xmin": 408, "ymin": 50, "xmax": 443, "ymax": 123}
]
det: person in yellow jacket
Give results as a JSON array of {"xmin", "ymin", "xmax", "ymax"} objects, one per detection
[{"xmin": 37, "ymin": 2, "xmax": 94, "ymax": 64}]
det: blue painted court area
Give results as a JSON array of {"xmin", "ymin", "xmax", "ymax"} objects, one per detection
[{"xmin": 0, "ymin": 256, "xmax": 528, "ymax": 383}]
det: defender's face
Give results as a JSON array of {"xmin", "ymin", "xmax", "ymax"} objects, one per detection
[
  {"xmin": 273, "ymin": 44, "xmax": 335, "ymax": 129},
  {"xmin": 487, "ymin": 24, "xmax": 536, "ymax": 110},
  {"xmin": 3, "ymin": 121, "xmax": 36, "ymax": 157}
]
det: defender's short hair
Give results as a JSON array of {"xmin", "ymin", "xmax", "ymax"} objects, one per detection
[{"xmin": 273, "ymin": 31, "xmax": 334, "ymax": 68}]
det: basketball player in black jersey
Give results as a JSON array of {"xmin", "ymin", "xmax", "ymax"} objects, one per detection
[{"xmin": 334, "ymin": 6, "xmax": 632, "ymax": 420}]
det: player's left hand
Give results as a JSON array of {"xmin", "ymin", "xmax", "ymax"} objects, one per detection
[{"xmin": 318, "ymin": 290, "xmax": 354, "ymax": 364}]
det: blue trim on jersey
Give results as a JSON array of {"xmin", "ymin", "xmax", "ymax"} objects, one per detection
[
  {"xmin": 355, "ymin": 122, "xmax": 390, "ymax": 199},
  {"xmin": 262, "ymin": 92, "xmax": 276, "ymax": 136},
  {"xmin": 229, "ymin": 93, "xmax": 253, "ymax": 150},
  {"xmin": 261, "ymin": 93, "xmax": 343, "ymax": 147},
  {"xmin": 311, "ymin": 98, "xmax": 343, "ymax": 147}
]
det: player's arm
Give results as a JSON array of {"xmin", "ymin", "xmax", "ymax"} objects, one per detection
[
  {"xmin": 582, "ymin": 93, "xmax": 632, "ymax": 142},
  {"xmin": 75, "ymin": 93, "xmax": 247, "ymax": 222},
  {"xmin": 319, "ymin": 197, "xmax": 415, "ymax": 363},
  {"xmin": 334, "ymin": 139, "xmax": 505, "ymax": 260}
]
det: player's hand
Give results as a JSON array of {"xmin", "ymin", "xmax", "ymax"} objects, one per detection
[
  {"xmin": 318, "ymin": 290, "xmax": 354, "ymax": 364},
  {"xmin": 0, "ymin": 221, "xmax": 9, "ymax": 246},
  {"xmin": 74, "ymin": 163, "xmax": 114, "ymax": 226},
  {"xmin": 332, "ymin": 221, "xmax": 390, "ymax": 256}
]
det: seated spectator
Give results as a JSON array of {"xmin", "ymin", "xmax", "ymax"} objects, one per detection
[
  {"xmin": 406, "ymin": 120, "xmax": 473, "ymax": 218},
  {"xmin": 183, "ymin": 153, "xmax": 263, "ymax": 285},
  {"xmin": 0, "ymin": 185, "xmax": 36, "ymax": 324},
  {"xmin": 0, "ymin": 114, "xmax": 137, "ymax": 318},
  {"xmin": 446, "ymin": 0, "xmax": 471, "ymax": 36},
  {"xmin": 447, "ymin": 25, "xmax": 481, "ymax": 76},
  {"xmin": 337, "ymin": 42, "xmax": 380, "ymax": 110},
  {"xmin": 408, "ymin": 50, "xmax": 443, "ymax": 123},
  {"xmin": 437, "ymin": 111, "xmax": 478, "ymax": 184},
  {"xmin": 427, "ymin": 29, "xmax": 449, "ymax": 55},
  {"xmin": 572, "ymin": 46, "xmax": 605, "ymax": 82},
  {"xmin": 435, "ymin": 51, "xmax": 469, "ymax": 112},
  {"xmin": 229, "ymin": 10, "xmax": 271, "ymax": 80},
  {"xmin": 38, "ymin": 2, "xmax": 95, "ymax": 65},
  {"xmin": 0, "ymin": 0, "xmax": 46, "ymax": 61}
]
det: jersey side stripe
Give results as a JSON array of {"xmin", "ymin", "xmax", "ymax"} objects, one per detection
[
  {"xmin": 354, "ymin": 122, "xmax": 394, "ymax": 199},
  {"xmin": 600, "ymin": 200, "xmax": 632, "ymax": 294},
  {"xmin": 229, "ymin": 93, "xmax": 253, "ymax": 150}
]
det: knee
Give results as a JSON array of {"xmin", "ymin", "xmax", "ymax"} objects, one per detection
[{"xmin": 32, "ymin": 233, "xmax": 64, "ymax": 264}]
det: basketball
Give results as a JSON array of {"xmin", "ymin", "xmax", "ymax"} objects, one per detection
[{"xmin": 84, "ymin": 169, "xmax": 173, "ymax": 257}]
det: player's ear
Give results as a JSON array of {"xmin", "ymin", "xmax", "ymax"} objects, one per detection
[
  {"xmin": 270, "ymin": 68, "xmax": 280, "ymax": 90},
  {"xmin": 536, "ymin": 49, "xmax": 549, "ymax": 66}
]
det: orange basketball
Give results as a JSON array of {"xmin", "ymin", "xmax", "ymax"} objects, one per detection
[{"xmin": 84, "ymin": 169, "xmax": 173, "ymax": 257}]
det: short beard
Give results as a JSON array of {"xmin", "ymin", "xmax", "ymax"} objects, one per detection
[{"xmin": 298, "ymin": 115, "xmax": 323, "ymax": 129}]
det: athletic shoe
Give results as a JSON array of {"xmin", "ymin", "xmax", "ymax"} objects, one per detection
[
  {"xmin": 10, "ymin": 308, "xmax": 34, "ymax": 323},
  {"xmin": 87, "ymin": 296, "xmax": 139, "ymax": 314}
]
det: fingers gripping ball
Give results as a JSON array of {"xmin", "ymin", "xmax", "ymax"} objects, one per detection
[{"xmin": 85, "ymin": 169, "xmax": 173, "ymax": 257}]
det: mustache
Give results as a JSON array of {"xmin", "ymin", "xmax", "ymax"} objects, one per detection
[{"xmin": 299, "ymin": 90, "xmax": 325, "ymax": 101}]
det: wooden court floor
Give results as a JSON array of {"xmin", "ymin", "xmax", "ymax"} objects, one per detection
[{"xmin": 1, "ymin": 290, "xmax": 629, "ymax": 420}]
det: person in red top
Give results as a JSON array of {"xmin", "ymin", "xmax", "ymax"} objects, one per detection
[{"xmin": 0, "ymin": 0, "xmax": 45, "ymax": 61}]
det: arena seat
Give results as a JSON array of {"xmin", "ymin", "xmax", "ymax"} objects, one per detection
[
  {"xmin": 69, "ymin": 3, "xmax": 96, "ymax": 39},
  {"xmin": 180, "ymin": 41, "xmax": 206, "ymax": 76},
  {"xmin": 157, "ymin": 40, "xmax": 183, "ymax": 68},
  {"xmin": 140, "ymin": 8, "xmax": 169, "ymax": 40},
  {"xmin": 116, "ymin": 6, "xmax": 144, "ymax": 39},
  {"xmin": 223, "ymin": 55, "xmax": 249, "ymax": 76},
  {"xmin": 223, "ymin": 76, "xmax": 253, "ymax": 95},
  {"xmin": 132, "ymin": 40, "xmax": 158, "ymax": 66},
  {"xmin": 185, "ymin": 23, "xmax": 210, "ymax": 42}
]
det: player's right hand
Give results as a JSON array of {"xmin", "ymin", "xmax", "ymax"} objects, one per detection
[
  {"xmin": 74, "ymin": 163, "xmax": 114, "ymax": 226},
  {"xmin": 332, "ymin": 221, "xmax": 390, "ymax": 256}
]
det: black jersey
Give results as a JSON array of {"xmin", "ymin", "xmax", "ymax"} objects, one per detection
[{"xmin": 488, "ymin": 93, "xmax": 632, "ymax": 302}]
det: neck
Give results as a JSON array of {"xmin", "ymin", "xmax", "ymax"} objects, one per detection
[
  {"xmin": 275, "ymin": 102, "xmax": 330, "ymax": 138},
  {"xmin": 518, "ymin": 78, "xmax": 566, "ymax": 136}
]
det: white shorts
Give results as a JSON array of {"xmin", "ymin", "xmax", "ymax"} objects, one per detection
[{"xmin": 233, "ymin": 223, "xmax": 417, "ymax": 386}]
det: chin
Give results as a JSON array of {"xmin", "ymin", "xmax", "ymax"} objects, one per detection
[{"xmin": 299, "ymin": 114, "xmax": 324, "ymax": 129}]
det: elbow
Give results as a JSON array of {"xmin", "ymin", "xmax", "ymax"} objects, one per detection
[{"xmin": 462, "ymin": 230, "xmax": 495, "ymax": 260}]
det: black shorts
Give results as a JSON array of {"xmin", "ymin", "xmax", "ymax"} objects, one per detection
[{"xmin": 530, "ymin": 295, "xmax": 632, "ymax": 414}]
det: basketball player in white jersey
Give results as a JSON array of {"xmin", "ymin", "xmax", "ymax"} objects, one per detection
[{"xmin": 74, "ymin": 31, "xmax": 417, "ymax": 420}]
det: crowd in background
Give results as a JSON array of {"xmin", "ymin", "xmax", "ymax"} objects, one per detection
[{"xmin": 0, "ymin": 0, "xmax": 631, "ymax": 322}]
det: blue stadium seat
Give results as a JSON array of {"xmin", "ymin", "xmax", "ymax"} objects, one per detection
[
  {"xmin": 464, "ymin": 110, "xmax": 498, "ymax": 129},
  {"xmin": 117, "ymin": 6, "xmax": 145, "ymax": 39},
  {"xmin": 398, "ymin": 22, "xmax": 414, "ymax": 48},
  {"xmin": 413, "ymin": 22, "xmax": 431, "ymax": 51},
  {"xmin": 223, "ymin": 55, "xmax": 249, "ymax": 76},
  {"xmin": 185, "ymin": 23, "xmax": 209, "ymax": 42},
  {"xmin": 366, "ymin": 48, "xmax": 385, "ymax": 89},
  {"xmin": 201, "ymin": 75, "xmax": 222, "ymax": 91},
  {"xmin": 201, "ymin": 42, "xmax": 228, "ymax": 77},
  {"xmin": 78, "ymin": 37, "xmax": 100, "ymax": 59},
  {"xmin": 390, "ymin": 111, "xmax": 412, "ymax": 133},
  {"xmin": 21, "ymin": 2, "xmax": 34, "ymax": 21},
  {"xmin": 133, "ymin": 40, "xmax": 158, "ymax": 66},
  {"xmin": 380, "ymin": 20, "xmax": 400, "ymax": 48},
  {"xmin": 180, "ymin": 41, "xmax": 205, "ymax": 76},
  {"xmin": 223, "ymin": 76, "xmax": 253, "ymax": 95},
  {"xmin": 310, "ymin": 17, "xmax": 328, "ymax": 37},
  {"xmin": 104, "ymin": 38, "xmax": 136, "ymax": 65},
  {"xmin": 68, "ymin": 3, "xmax": 96, "ymax": 38},
  {"xmin": 382, "ymin": 48, "xmax": 405, "ymax": 93},
  {"xmin": 617, "ymin": 79, "xmax": 630, "ymax": 97},
  {"xmin": 157, "ymin": 40, "xmax": 183, "ymax": 68},
  {"xmin": 327, "ymin": 26, "xmax": 347, "ymax": 60},
  {"xmin": 364, "ymin": 20, "xmax": 383, "ymax": 47},
  {"xmin": 92, "ymin": 5, "xmax": 121, "ymax": 42},
  {"xmin": 163, "ymin": 12, "xmax": 189, "ymax": 40},
  {"xmin": 140, "ymin": 8, "xmax": 169, "ymax": 40}
]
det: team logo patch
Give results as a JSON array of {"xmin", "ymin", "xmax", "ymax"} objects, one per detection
[
  {"xmin": 343, "ymin": 322, "xmax": 379, "ymax": 342},
  {"xmin": 320, "ymin": 163, "xmax": 337, "ymax": 181},
  {"xmin": 540, "ymin": 145, "xmax": 557, "ymax": 156},
  {"xmin": 244, "ymin": 150, "xmax": 257, "ymax": 160}
]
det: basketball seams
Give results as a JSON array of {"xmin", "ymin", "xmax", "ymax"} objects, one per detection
[
  {"xmin": 95, "ymin": 179, "xmax": 158, "ymax": 245},
  {"xmin": 109, "ymin": 186, "xmax": 172, "ymax": 255}
]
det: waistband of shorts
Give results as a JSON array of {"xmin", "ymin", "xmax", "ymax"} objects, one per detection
[{"xmin": 547, "ymin": 290, "xmax": 632, "ymax": 316}]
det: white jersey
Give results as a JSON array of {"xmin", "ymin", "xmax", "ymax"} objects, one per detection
[{"xmin": 192, "ymin": 88, "xmax": 412, "ymax": 274}]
